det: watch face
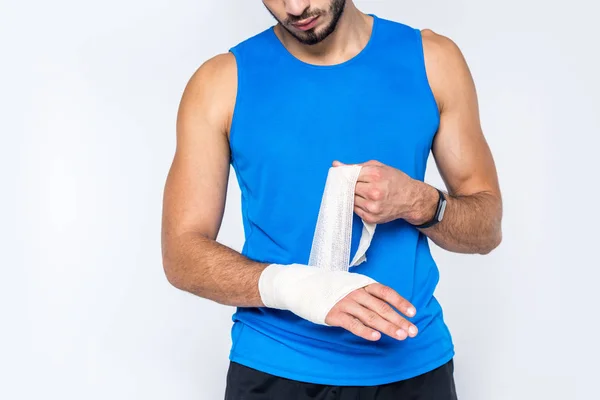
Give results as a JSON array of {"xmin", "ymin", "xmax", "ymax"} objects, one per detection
[{"xmin": 438, "ymin": 200, "xmax": 447, "ymax": 221}]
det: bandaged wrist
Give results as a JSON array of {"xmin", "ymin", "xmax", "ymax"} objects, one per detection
[{"xmin": 258, "ymin": 263, "xmax": 377, "ymax": 325}]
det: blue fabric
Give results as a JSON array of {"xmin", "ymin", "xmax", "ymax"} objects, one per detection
[{"xmin": 227, "ymin": 15, "xmax": 454, "ymax": 386}]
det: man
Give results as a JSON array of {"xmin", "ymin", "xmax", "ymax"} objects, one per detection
[{"xmin": 161, "ymin": 0, "xmax": 502, "ymax": 398}]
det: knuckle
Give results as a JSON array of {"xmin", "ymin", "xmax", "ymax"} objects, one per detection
[
  {"xmin": 392, "ymin": 317, "xmax": 406, "ymax": 331},
  {"xmin": 365, "ymin": 214, "xmax": 377, "ymax": 224},
  {"xmin": 364, "ymin": 283, "xmax": 379, "ymax": 295},
  {"xmin": 349, "ymin": 318, "xmax": 363, "ymax": 332},
  {"xmin": 394, "ymin": 315, "xmax": 410, "ymax": 328},
  {"xmin": 378, "ymin": 285, "xmax": 392, "ymax": 299},
  {"xmin": 346, "ymin": 291, "xmax": 360, "ymax": 303},
  {"xmin": 366, "ymin": 311, "xmax": 379, "ymax": 325},
  {"xmin": 369, "ymin": 202, "xmax": 381, "ymax": 214},
  {"xmin": 371, "ymin": 168, "xmax": 382, "ymax": 180},
  {"xmin": 355, "ymin": 207, "xmax": 366, "ymax": 219},
  {"xmin": 384, "ymin": 323, "xmax": 399, "ymax": 337},
  {"xmin": 377, "ymin": 301, "xmax": 393, "ymax": 316},
  {"xmin": 365, "ymin": 202, "xmax": 375, "ymax": 213},
  {"xmin": 360, "ymin": 212, "xmax": 370, "ymax": 222},
  {"xmin": 400, "ymin": 319, "xmax": 412, "ymax": 331},
  {"xmin": 369, "ymin": 189, "xmax": 382, "ymax": 200},
  {"xmin": 337, "ymin": 298, "xmax": 354, "ymax": 312}
]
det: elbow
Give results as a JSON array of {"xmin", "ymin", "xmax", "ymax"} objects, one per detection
[
  {"xmin": 161, "ymin": 230, "xmax": 212, "ymax": 295},
  {"xmin": 161, "ymin": 242, "xmax": 192, "ymax": 291},
  {"xmin": 161, "ymin": 230, "xmax": 192, "ymax": 291},
  {"xmin": 478, "ymin": 204, "xmax": 503, "ymax": 255},
  {"xmin": 162, "ymin": 257, "xmax": 187, "ymax": 291},
  {"xmin": 478, "ymin": 229, "xmax": 502, "ymax": 255},
  {"xmin": 162, "ymin": 249, "xmax": 210, "ymax": 296},
  {"xmin": 162, "ymin": 258, "xmax": 211, "ymax": 298}
]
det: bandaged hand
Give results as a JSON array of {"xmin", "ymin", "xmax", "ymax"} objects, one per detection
[{"xmin": 258, "ymin": 263, "xmax": 418, "ymax": 341}]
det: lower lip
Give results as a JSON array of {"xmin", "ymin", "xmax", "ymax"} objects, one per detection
[{"xmin": 293, "ymin": 16, "xmax": 319, "ymax": 31}]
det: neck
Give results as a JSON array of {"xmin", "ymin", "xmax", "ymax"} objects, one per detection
[{"xmin": 274, "ymin": 4, "xmax": 373, "ymax": 66}]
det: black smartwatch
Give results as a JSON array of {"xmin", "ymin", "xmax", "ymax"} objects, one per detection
[{"xmin": 413, "ymin": 188, "xmax": 447, "ymax": 229}]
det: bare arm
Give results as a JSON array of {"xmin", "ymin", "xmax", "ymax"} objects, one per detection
[
  {"xmin": 415, "ymin": 29, "xmax": 503, "ymax": 254},
  {"xmin": 161, "ymin": 53, "xmax": 267, "ymax": 307},
  {"xmin": 343, "ymin": 29, "xmax": 502, "ymax": 255}
]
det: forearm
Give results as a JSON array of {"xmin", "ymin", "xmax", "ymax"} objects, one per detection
[
  {"xmin": 410, "ymin": 182, "xmax": 503, "ymax": 254},
  {"xmin": 162, "ymin": 231, "xmax": 268, "ymax": 307}
]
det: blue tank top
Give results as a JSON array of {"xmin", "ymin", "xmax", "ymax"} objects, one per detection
[{"xmin": 227, "ymin": 15, "xmax": 454, "ymax": 386}]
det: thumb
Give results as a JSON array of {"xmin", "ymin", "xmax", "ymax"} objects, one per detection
[{"xmin": 332, "ymin": 160, "xmax": 346, "ymax": 167}]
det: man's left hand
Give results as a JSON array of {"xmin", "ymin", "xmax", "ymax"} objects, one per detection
[{"xmin": 332, "ymin": 160, "xmax": 436, "ymax": 225}]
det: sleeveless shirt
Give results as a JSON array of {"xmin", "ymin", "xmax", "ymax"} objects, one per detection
[{"xmin": 227, "ymin": 15, "xmax": 454, "ymax": 386}]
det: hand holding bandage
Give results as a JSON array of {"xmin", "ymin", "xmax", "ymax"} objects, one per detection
[{"xmin": 258, "ymin": 165, "xmax": 418, "ymax": 341}]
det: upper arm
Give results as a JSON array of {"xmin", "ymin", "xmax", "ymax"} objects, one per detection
[
  {"xmin": 421, "ymin": 29, "xmax": 501, "ymax": 199},
  {"xmin": 162, "ymin": 53, "xmax": 237, "ymax": 243}
]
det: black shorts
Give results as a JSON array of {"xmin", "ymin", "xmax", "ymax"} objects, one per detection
[{"xmin": 224, "ymin": 359, "xmax": 458, "ymax": 400}]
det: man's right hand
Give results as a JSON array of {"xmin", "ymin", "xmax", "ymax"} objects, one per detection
[{"xmin": 325, "ymin": 283, "xmax": 418, "ymax": 341}]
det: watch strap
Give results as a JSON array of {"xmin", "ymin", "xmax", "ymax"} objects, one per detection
[{"xmin": 414, "ymin": 188, "xmax": 446, "ymax": 229}]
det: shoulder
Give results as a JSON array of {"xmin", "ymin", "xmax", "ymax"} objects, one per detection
[
  {"xmin": 180, "ymin": 27, "xmax": 274, "ymax": 133},
  {"xmin": 187, "ymin": 52, "xmax": 237, "ymax": 92},
  {"xmin": 418, "ymin": 29, "xmax": 474, "ymax": 109},
  {"xmin": 184, "ymin": 26, "xmax": 274, "ymax": 97},
  {"xmin": 419, "ymin": 29, "xmax": 466, "ymax": 69},
  {"xmin": 179, "ymin": 53, "xmax": 238, "ymax": 134}
]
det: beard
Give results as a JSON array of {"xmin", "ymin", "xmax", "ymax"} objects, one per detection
[{"xmin": 265, "ymin": 0, "xmax": 346, "ymax": 45}]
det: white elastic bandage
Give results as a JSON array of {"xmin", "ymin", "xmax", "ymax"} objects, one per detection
[
  {"xmin": 308, "ymin": 165, "xmax": 377, "ymax": 271},
  {"xmin": 259, "ymin": 264, "xmax": 376, "ymax": 325},
  {"xmin": 258, "ymin": 165, "xmax": 378, "ymax": 325}
]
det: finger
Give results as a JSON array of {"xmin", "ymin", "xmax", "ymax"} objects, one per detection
[
  {"xmin": 354, "ymin": 204, "xmax": 376, "ymax": 224},
  {"xmin": 354, "ymin": 182, "xmax": 369, "ymax": 199},
  {"xmin": 352, "ymin": 289, "xmax": 416, "ymax": 339},
  {"xmin": 355, "ymin": 182, "xmax": 384, "ymax": 201},
  {"xmin": 354, "ymin": 195, "xmax": 369, "ymax": 210},
  {"xmin": 365, "ymin": 284, "xmax": 418, "ymax": 336},
  {"xmin": 356, "ymin": 160, "xmax": 383, "ymax": 167},
  {"xmin": 356, "ymin": 166, "xmax": 374, "ymax": 183},
  {"xmin": 336, "ymin": 313, "xmax": 381, "ymax": 341},
  {"xmin": 356, "ymin": 165, "xmax": 381, "ymax": 183},
  {"xmin": 367, "ymin": 160, "xmax": 384, "ymax": 166},
  {"xmin": 343, "ymin": 298, "xmax": 409, "ymax": 341},
  {"xmin": 365, "ymin": 283, "xmax": 417, "ymax": 317},
  {"xmin": 336, "ymin": 160, "xmax": 382, "ymax": 169},
  {"xmin": 355, "ymin": 196, "xmax": 381, "ymax": 218}
]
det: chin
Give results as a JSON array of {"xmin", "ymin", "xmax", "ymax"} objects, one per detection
[{"xmin": 295, "ymin": 26, "xmax": 331, "ymax": 45}]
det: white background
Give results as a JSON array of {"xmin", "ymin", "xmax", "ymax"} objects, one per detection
[{"xmin": 1, "ymin": 0, "xmax": 598, "ymax": 399}]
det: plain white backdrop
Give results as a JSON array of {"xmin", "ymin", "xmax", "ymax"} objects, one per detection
[{"xmin": 1, "ymin": 0, "xmax": 599, "ymax": 399}]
